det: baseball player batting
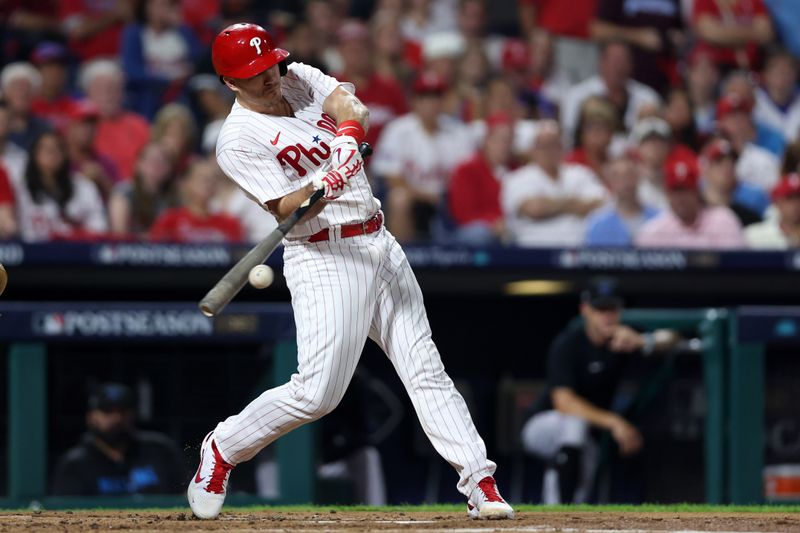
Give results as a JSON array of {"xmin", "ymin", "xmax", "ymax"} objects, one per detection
[{"xmin": 187, "ymin": 23, "xmax": 514, "ymax": 520}]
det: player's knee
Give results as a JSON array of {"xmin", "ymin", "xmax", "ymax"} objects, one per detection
[
  {"xmin": 560, "ymin": 415, "xmax": 590, "ymax": 447},
  {"xmin": 300, "ymin": 391, "xmax": 342, "ymax": 420}
]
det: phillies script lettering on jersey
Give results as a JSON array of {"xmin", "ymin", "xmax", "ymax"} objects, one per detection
[
  {"xmin": 277, "ymin": 140, "xmax": 330, "ymax": 176},
  {"xmin": 215, "ymin": 63, "xmax": 380, "ymax": 240},
  {"xmin": 276, "ymin": 113, "xmax": 337, "ymax": 176}
]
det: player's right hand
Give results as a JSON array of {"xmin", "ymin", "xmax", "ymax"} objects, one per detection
[
  {"xmin": 312, "ymin": 169, "xmax": 349, "ymax": 200},
  {"xmin": 610, "ymin": 416, "xmax": 643, "ymax": 456}
]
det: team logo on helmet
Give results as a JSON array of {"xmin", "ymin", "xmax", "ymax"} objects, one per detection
[{"xmin": 250, "ymin": 37, "xmax": 262, "ymax": 55}]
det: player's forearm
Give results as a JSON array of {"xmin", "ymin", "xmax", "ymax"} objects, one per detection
[
  {"xmin": 268, "ymin": 183, "xmax": 323, "ymax": 222},
  {"xmin": 552, "ymin": 388, "xmax": 619, "ymax": 430},
  {"xmin": 323, "ymin": 87, "xmax": 370, "ymax": 131}
]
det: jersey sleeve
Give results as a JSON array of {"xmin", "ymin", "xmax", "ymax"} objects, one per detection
[
  {"xmin": 217, "ymin": 147, "xmax": 296, "ymax": 205},
  {"xmin": 290, "ymin": 63, "xmax": 355, "ymax": 105}
]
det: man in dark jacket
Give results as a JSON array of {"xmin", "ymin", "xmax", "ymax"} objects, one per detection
[{"xmin": 52, "ymin": 383, "xmax": 185, "ymax": 495}]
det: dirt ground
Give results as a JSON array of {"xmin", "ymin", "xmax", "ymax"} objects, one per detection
[{"xmin": 0, "ymin": 510, "xmax": 798, "ymax": 533}]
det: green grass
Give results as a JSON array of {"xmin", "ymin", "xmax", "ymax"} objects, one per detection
[{"xmin": 5, "ymin": 503, "xmax": 798, "ymax": 514}]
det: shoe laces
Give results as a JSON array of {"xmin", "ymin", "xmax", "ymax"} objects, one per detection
[
  {"xmin": 206, "ymin": 441, "xmax": 234, "ymax": 494},
  {"xmin": 477, "ymin": 476, "xmax": 504, "ymax": 503}
]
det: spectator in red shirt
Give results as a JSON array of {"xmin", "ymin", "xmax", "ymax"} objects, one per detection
[
  {"xmin": 108, "ymin": 142, "xmax": 176, "ymax": 238},
  {"xmin": 60, "ymin": 0, "xmax": 134, "ymax": 61},
  {"xmin": 80, "ymin": 59, "xmax": 151, "ymax": 181},
  {"xmin": 63, "ymin": 100, "xmax": 119, "ymax": 200},
  {"xmin": 335, "ymin": 20, "xmax": 408, "ymax": 148},
  {"xmin": 180, "ymin": 0, "xmax": 220, "ymax": 45},
  {"xmin": 448, "ymin": 113, "xmax": 515, "ymax": 245},
  {"xmin": 566, "ymin": 96, "xmax": 617, "ymax": 183},
  {"xmin": 149, "ymin": 159, "xmax": 243, "ymax": 243},
  {"xmin": 30, "ymin": 42, "xmax": 81, "ymax": 133},
  {"xmin": 692, "ymin": 0, "xmax": 774, "ymax": 72},
  {"xmin": 517, "ymin": 0, "xmax": 599, "ymax": 84}
]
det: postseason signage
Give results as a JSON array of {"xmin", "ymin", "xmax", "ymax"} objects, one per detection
[
  {"xmin": 0, "ymin": 302, "xmax": 296, "ymax": 342},
  {"xmin": 1, "ymin": 241, "xmax": 800, "ymax": 271}
]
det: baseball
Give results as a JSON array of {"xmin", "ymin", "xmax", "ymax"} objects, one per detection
[{"xmin": 248, "ymin": 265, "xmax": 274, "ymax": 289}]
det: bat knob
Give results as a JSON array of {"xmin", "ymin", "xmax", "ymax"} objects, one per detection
[{"xmin": 358, "ymin": 142, "xmax": 373, "ymax": 158}]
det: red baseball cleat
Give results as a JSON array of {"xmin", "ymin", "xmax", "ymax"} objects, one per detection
[{"xmin": 467, "ymin": 476, "xmax": 515, "ymax": 519}]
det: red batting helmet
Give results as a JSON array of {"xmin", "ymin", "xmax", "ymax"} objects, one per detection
[{"xmin": 212, "ymin": 23, "xmax": 289, "ymax": 79}]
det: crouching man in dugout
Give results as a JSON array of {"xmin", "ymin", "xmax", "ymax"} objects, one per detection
[{"xmin": 521, "ymin": 277, "xmax": 680, "ymax": 503}]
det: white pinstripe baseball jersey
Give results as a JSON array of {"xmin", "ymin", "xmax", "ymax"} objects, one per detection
[
  {"xmin": 194, "ymin": 62, "xmax": 501, "ymax": 515},
  {"xmin": 215, "ymin": 63, "xmax": 381, "ymax": 239}
]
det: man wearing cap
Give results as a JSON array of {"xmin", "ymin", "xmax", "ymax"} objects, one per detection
[
  {"xmin": 631, "ymin": 116, "xmax": 698, "ymax": 211},
  {"xmin": 521, "ymin": 277, "xmax": 680, "ymax": 503},
  {"xmin": 52, "ymin": 383, "xmax": 185, "ymax": 496},
  {"xmin": 30, "ymin": 41, "xmax": 80, "ymax": 132},
  {"xmin": 700, "ymin": 137, "xmax": 767, "ymax": 226},
  {"xmin": 746, "ymin": 173, "xmax": 800, "ymax": 249},
  {"xmin": 373, "ymin": 72, "xmax": 475, "ymax": 242},
  {"xmin": 64, "ymin": 100, "xmax": 120, "ymax": 198},
  {"xmin": 636, "ymin": 156, "xmax": 745, "ymax": 248},
  {"xmin": 716, "ymin": 93, "xmax": 781, "ymax": 192}
]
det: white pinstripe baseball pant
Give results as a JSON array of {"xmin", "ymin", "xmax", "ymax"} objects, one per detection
[{"xmin": 213, "ymin": 225, "xmax": 496, "ymax": 497}]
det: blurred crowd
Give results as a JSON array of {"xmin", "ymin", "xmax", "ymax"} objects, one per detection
[{"xmin": 1, "ymin": 0, "xmax": 800, "ymax": 249}]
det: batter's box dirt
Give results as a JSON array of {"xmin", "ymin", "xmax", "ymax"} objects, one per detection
[{"xmin": 0, "ymin": 511, "xmax": 798, "ymax": 533}]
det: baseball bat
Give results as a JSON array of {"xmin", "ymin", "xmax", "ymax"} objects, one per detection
[{"xmin": 199, "ymin": 142, "xmax": 372, "ymax": 317}]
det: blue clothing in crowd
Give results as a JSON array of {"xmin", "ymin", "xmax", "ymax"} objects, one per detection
[
  {"xmin": 732, "ymin": 182, "xmax": 771, "ymax": 216},
  {"xmin": 764, "ymin": 0, "xmax": 800, "ymax": 60},
  {"xmin": 584, "ymin": 205, "xmax": 660, "ymax": 247}
]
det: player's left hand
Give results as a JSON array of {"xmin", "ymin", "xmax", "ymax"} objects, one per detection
[{"xmin": 609, "ymin": 325, "xmax": 645, "ymax": 353}]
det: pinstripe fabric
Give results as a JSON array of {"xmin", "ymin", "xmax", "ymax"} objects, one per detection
[
  {"xmin": 216, "ymin": 63, "xmax": 380, "ymax": 240},
  {"xmin": 211, "ymin": 63, "xmax": 495, "ymax": 500},
  {"xmin": 213, "ymin": 228, "xmax": 496, "ymax": 497}
]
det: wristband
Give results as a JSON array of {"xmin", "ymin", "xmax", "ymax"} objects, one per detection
[{"xmin": 335, "ymin": 120, "xmax": 366, "ymax": 145}]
